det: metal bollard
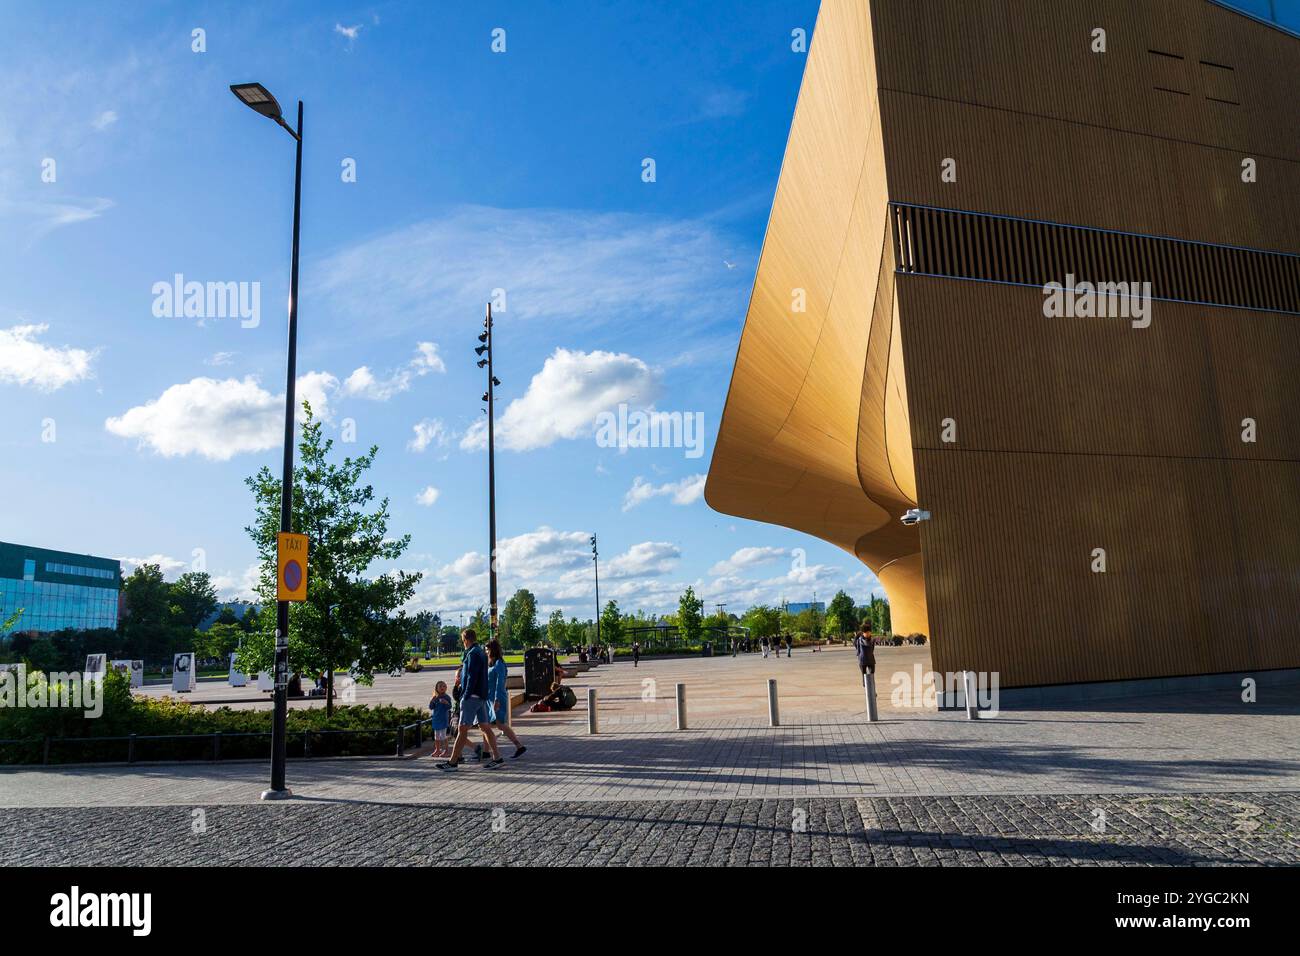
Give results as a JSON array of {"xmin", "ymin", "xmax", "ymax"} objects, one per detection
[
  {"xmin": 964, "ymin": 670, "xmax": 979, "ymax": 720},
  {"xmin": 864, "ymin": 672, "xmax": 879, "ymax": 722},
  {"xmin": 675, "ymin": 683, "xmax": 687, "ymax": 730},
  {"xmin": 767, "ymin": 678, "xmax": 780, "ymax": 727},
  {"xmin": 587, "ymin": 687, "xmax": 598, "ymax": 734}
]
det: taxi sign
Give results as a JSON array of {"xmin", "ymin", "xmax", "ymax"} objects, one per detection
[{"xmin": 276, "ymin": 532, "xmax": 309, "ymax": 602}]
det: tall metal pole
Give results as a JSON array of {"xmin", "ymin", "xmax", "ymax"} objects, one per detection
[
  {"xmin": 264, "ymin": 100, "xmax": 302, "ymax": 801},
  {"xmin": 486, "ymin": 304, "xmax": 499, "ymax": 640},
  {"xmin": 591, "ymin": 534, "xmax": 600, "ymax": 647}
]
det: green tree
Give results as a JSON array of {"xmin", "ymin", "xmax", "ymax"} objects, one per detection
[
  {"xmin": 741, "ymin": 604, "xmax": 781, "ymax": 640},
  {"xmin": 239, "ymin": 605, "xmax": 260, "ymax": 633},
  {"xmin": 438, "ymin": 624, "xmax": 461, "ymax": 654},
  {"xmin": 468, "ymin": 607, "xmax": 490, "ymax": 640},
  {"xmin": 546, "ymin": 609, "xmax": 566, "ymax": 647},
  {"xmin": 566, "ymin": 617, "xmax": 589, "ymax": 647},
  {"xmin": 500, "ymin": 589, "xmax": 540, "ymax": 649},
  {"xmin": 169, "ymin": 571, "xmax": 219, "ymax": 630},
  {"xmin": 238, "ymin": 404, "xmax": 420, "ymax": 715},
  {"xmin": 120, "ymin": 564, "xmax": 186, "ymax": 664},
  {"xmin": 678, "ymin": 586, "xmax": 704, "ymax": 645},
  {"xmin": 827, "ymin": 590, "xmax": 856, "ymax": 637},
  {"xmin": 196, "ymin": 622, "xmax": 244, "ymax": 663},
  {"xmin": 599, "ymin": 600, "xmax": 623, "ymax": 645}
]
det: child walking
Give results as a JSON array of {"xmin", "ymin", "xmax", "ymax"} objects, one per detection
[{"xmin": 428, "ymin": 680, "xmax": 453, "ymax": 757}]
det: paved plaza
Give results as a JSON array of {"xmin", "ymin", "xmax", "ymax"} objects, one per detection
[{"xmin": 3, "ymin": 647, "xmax": 1299, "ymax": 865}]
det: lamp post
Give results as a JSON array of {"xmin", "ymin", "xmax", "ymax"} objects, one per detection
[
  {"xmin": 477, "ymin": 304, "xmax": 502, "ymax": 639},
  {"xmin": 591, "ymin": 534, "xmax": 600, "ymax": 647},
  {"xmin": 231, "ymin": 82, "xmax": 301, "ymax": 802}
]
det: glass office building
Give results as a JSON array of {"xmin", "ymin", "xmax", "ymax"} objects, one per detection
[{"xmin": 0, "ymin": 541, "xmax": 121, "ymax": 634}]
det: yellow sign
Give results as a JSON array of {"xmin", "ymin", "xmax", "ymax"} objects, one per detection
[{"xmin": 276, "ymin": 532, "xmax": 309, "ymax": 602}]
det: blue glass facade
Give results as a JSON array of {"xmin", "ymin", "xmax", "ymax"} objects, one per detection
[
  {"xmin": 1215, "ymin": 0, "xmax": 1300, "ymax": 35},
  {"xmin": 0, "ymin": 541, "xmax": 121, "ymax": 633}
]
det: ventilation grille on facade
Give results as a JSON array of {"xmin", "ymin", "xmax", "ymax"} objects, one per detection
[{"xmin": 890, "ymin": 202, "xmax": 1300, "ymax": 315}]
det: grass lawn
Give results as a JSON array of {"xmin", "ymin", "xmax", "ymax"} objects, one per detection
[{"xmin": 413, "ymin": 653, "xmax": 526, "ymax": 667}]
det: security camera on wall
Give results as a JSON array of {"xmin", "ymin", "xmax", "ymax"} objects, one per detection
[{"xmin": 900, "ymin": 509, "xmax": 931, "ymax": 526}]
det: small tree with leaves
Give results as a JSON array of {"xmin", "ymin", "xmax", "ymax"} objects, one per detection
[
  {"xmin": 827, "ymin": 589, "xmax": 856, "ymax": 638},
  {"xmin": 546, "ymin": 609, "xmax": 566, "ymax": 647},
  {"xmin": 599, "ymin": 600, "xmax": 623, "ymax": 646},
  {"xmin": 239, "ymin": 404, "xmax": 420, "ymax": 715},
  {"xmin": 678, "ymin": 586, "xmax": 704, "ymax": 646}
]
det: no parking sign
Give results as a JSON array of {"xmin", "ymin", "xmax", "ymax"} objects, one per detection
[{"xmin": 276, "ymin": 532, "xmax": 309, "ymax": 602}]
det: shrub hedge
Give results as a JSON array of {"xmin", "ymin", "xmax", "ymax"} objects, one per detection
[{"xmin": 0, "ymin": 669, "xmax": 425, "ymax": 764}]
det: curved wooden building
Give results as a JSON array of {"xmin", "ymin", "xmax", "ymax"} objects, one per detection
[{"xmin": 706, "ymin": 0, "xmax": 1300, "ymax": 689}]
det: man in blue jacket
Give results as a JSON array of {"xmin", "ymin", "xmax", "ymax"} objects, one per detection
[{"xmin": 437, "ymin": 628, "xmax": 504, "ymax": 770}]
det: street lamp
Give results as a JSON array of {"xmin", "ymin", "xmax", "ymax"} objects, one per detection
[
  {"xmin": 591, "ymin": 534, "xmax": 600, "ymax": 648},
  {"xmin": 478, "ymin": 304, "xmax": 502, "ymax": 639},
  {"xmin": 231, "ymin": 81, "xmax": 302, "ymax": 802}
]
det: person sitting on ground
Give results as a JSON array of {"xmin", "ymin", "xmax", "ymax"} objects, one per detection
[{"xmin": 531, "ymin": 681, "xmax": 577, "ymax": 713}]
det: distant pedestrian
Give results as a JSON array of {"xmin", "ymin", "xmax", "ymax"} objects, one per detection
[
  {"xmin": 761, "ymin": 636, "xmax": 770, "ymax": 659},
  {"xmin": 632, "ymin": 642, "xmax": 641, "ymax": 667},
  {"xmin": 437, "ymin": 628, "xmax": 503, "ymax": 771},
  {"xmin": 485, "ymin": 639, "xmax": 526, "ymax": 759},
  {"xmin": 428, "ymin": 680, "xmax": 452, "ymax": 758},
  {"xmin": 853, "ymin": 618, "xmax": 877, "ymax": 681}
]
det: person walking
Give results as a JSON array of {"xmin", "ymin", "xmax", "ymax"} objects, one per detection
[
  {"xmin": 484, "ymin": 639, "xmax": 526, "ymax": 759},
  {"xmin": 853, "ymin": 617, "xmax": 877, "ymax": 682},
  {"xmin": 761, "ymin": 635, "xmax": 770, "ymax": 659},
  {"xmin": 632, "ymin": 642, "xmax": 641, "ymax": 667},
  {"xmin": 437, "ymin": 628, "xmax": 503, "ymax": 771}
]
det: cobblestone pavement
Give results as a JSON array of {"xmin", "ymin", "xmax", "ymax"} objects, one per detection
[{"xmin": 3, "ymin": 792, "xmax": 1297, "ymax": 866}]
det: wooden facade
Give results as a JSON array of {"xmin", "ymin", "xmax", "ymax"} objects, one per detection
[{"xmin": 705, "ymin": 0, "xmax": 1300, "ymax": 688}]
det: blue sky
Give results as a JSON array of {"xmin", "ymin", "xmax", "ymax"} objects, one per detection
[{"xmin": 0, "ymin": 0, "xmax": 885, "ymax": 621}]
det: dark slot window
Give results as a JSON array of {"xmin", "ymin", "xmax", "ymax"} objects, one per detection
[{"xmin": 889, "ymin": 202, "xmax": 1300, "ymax": 315}]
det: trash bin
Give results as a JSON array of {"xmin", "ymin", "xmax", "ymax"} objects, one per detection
[{"xmin": 523, "ymin": 646, "xmax": 556, "ymax": 699}]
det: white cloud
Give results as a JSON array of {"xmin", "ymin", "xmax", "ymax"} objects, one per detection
[
  {"xmin": 335, "ymin": 23, "xmax": 362, "ymax": 40},
  {"xmin": 603, "ymin": 541, "xmax": 680, "ymax": 579},
  {"xmin": 623, "ymin": 474, "xmax": 706, "ymax": 511},
  {"xmin": 105, "ymin": 372, "xmax": 336, "ymax": 461},
  {"xmin": 709, "ymin": 546, "xmax": 787, "ymax": 577},
  {"xmin": 92, "ymin": 110, "xmax": 118, "ymax": 131},
  {"xmin": 1, "ymin": 196, "xmax": 115, "ymax": 240},
  {"xmin": 342, "ymin": 341, "xmax": 444, "ymax": 401},
  {"xmin": 496, "ymin": 526, "xmax": 590, "ymax": 576},
  {"xmin": 416, "ymin": 485, "xmax": 440, "ymax": 506},
  {"xmin": 312, "ymin": 205, "xmax": 751, "ymax": 338},
  {"xmin": 119, "ymin": 554, "xmax": 187, "ymax": 576},
  {"xmin": 204, "ymin": 351, "xmax": 236, "ymax": 367},
  {"xmin": 408, "ymin": 418, "xmax": 449, "ymax": 453},
  {"xmin": 0, "ymin": 323, "xmax": 96, "ymax": 390},
  {"xmin": 461, "ymin": 347, "xmax": 655, "ymax": 452},
  {"xmin": 211, "ymin": 562, "xmax": 263, "ymax": 600}
]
